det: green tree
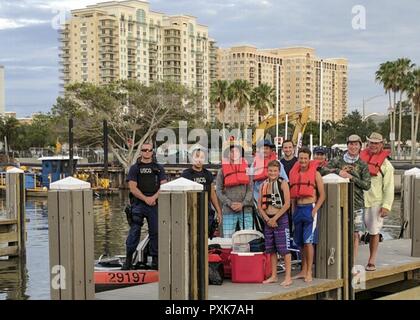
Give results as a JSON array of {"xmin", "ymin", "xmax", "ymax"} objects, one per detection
[
  {"xmin": 395, "ymin": 58, "xmax": 415, "ymax": 151},
  {"xmin": 228, "ymin": 79, "xmax": 252, "ymax": 130},
  {"xmin": 302, "ymin": 121, "xmax": 319, "ymax": 146},
  {"xmin": 376, "ymin": 61, "xmax": 398, "ymax": 155},
  {"xmin": 322, "ymin": 120, "xmax": 342, "ymax": 147},
  {"xmin": 210, "ymin": 80, "xmax": 230, "ymax": 129},
  {"xmin": 250, "ymin": 83, "xmax": 274, "ymax": 122},
  {"xmin": 407, "ymin": 68, "xmax": 420, "ymax": 161},
  {"xmin": 337, "ymin": 111, "xmax": 378, "ymax": 143},
  {"xmin": 0, "ymin": 115, "xmax": 20, "ymax": 151},
  {"xmin": 52, "ymin": 80, "xmax": 199, "ymax": 171}
]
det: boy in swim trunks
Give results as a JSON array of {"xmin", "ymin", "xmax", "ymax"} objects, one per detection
[
  {"xmin": 258, "ymin": 160, "xmax": 292, "ymax": 287},
  {"xmin": 289, "ymin": 147, "xmax": 325, "ymax": 282}
]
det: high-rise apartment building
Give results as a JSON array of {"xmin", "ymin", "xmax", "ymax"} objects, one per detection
[
  {"xmin": 217, "ymin": 46, "xmax": 348, "ymax": 125},
  {"xmin": 59, "ymin": 0, "xmax": 215, "ymax": 119}
]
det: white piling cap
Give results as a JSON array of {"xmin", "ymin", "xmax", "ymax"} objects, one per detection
[
  {"xmin": 404, "ymin": 167, "xmax": 420, "ymax": 176},
  {"xmin": 6, "ymin": 167, "xmax": 24, "ymax": 173},
  {"xmin": 50, "ymin": 176, "xmax": 91, "ymax": 190},
  {"xmin": 322, "ymin": 173, "xmax": 349, "ymax": 184},
  {"xmin": 160, "ymin": 177, "xmax": 204, "ymax": 192}
]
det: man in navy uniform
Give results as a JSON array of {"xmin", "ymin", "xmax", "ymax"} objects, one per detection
[{"xmin": 123, "ymin": 141, "xmax": 167, "ymax": 270}]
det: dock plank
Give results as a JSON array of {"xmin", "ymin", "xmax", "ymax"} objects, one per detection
[
  {"xmin": 96, "ymin": 276, "xmax": 343, "ymax": 301},
  {"xmin": 0, "ymin": 219, "xmax": 17, "ymax": 226},
  {"xmin": 376, "ymin": 286, "xmax": 420, "ymax": 300},
  {"xmin": 96, "ymin": 239, "xmax": 420, "ymax": 300},
  {"xmin": 356, "ymin": 239, "xmax": 420, "ymax": 280}
]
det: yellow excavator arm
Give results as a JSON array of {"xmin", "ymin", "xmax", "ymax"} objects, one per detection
[{"xmin": 252, "ymin": 107, "xmax": 310, "ymax": 145}]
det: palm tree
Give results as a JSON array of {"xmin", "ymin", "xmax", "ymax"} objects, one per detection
[
  {"xmin": 395, "ymin": 58, "xmax": 415, "ymax": 154},
  {"xmin": 251, "ymin": 84, "xmax": 274, "ymax": 123},
  {"xmin": 407, "ymin": 68, "xmax": 420, "ymax": 163},
  {"xmin": 210, "ymin": 80, "xmax": 230, "ymax": 129},
  {"xmin": 376, "ymin": 61, "xmax": 398, "ymax": 156},
  {"xmin": 228, "ymin": 79, "xmax": 252, "ymax": 133}
]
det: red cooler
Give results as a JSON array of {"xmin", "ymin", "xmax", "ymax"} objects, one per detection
[{"xmin": 230, "ymin": 252, "xmax": 272, "ymax": 283}]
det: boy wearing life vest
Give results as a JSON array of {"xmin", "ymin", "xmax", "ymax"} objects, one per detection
[
  {"xmin": 289, "ymin": 147, "xmax": 325, "ymax": 282},
  {"xmin": 258, "ymin": 160, "xmax": 292, "ymax": 287},
  {"xmin": 216, "ymin": 145, "xmax": 253, "ymax": 238},
  {"xmin": 252, "ymin": 139, "xmax": 288, "ymax": 205},
  {"xmin": 360, "ymin": 132, "xmax": 394, "ymax": 272}
]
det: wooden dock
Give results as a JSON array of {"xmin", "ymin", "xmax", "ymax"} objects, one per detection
[{"xmin": 95, "ymin": 239, "xmax": 420, "ymax": 300}]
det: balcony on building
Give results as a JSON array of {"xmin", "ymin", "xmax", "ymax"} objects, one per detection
[
  {"xmin": 101, "ymin": 64, "xmax": 117, "ymax": 71},
  {"xmin": 196, "ymin": 51, "xmax": 204, "ymax": 61},
  {"xmin": 149, "ymin": 42, "xmax": 158, "ymax": 52}
]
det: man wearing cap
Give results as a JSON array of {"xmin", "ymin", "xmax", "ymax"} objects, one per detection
[
  {"xmin": 319, "ymin": 135, "xmax": 371, "ymax": 264},
  {"xmin": 313, "ymin": 147, "xmax": 328, "ymax": 169},
  {"xmin": 252, "ymin": 139, "xmax": 288, "ymax": 205},
  {"xmin": 360, "ymin": 132, "xmax": 394, "ymax": 271}
]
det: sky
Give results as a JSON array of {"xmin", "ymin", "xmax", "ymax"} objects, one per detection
[{"xmin": 0, "ymin": 0, "xmax": 419, "ymax": 117}]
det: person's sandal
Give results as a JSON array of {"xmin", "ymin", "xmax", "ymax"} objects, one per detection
[{"xmin": 365, "ymin": 263, "xmax": 376, "ymax": 271}]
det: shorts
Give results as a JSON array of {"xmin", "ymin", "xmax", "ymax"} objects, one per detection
[
  {"xmin": 264, "ymin": 213, "xmax": 290, "ymax": 256},
  {"xmin": 222, "ymin": 208, "xmax": 254, "ymax": 238},
  {"xmin": 293, "ymin": 204, "xmax": 318, "ymax": 247},
  {"xmin": 364, "ymin": 206, "xmax": 384, "ymax": 235},
  {"xmin": 354, "ymin": 209, "xmax": 365, "ymax": 233}
]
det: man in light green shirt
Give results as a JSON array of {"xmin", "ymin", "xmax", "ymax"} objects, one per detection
[{"xmin": 360, "ymin": 132, "xmax": 394, "ymax": 271}]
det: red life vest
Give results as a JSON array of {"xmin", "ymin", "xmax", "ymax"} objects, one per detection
[
  {"xmin": 222, "ymin": 158, "xmax": 250, "ymax": 187},
  {"xmin": 360, "ymin": 149, "xmax": 390, "ymax": 177},
  {"xmin": 289, "ymin": 160, "xmax": 320, "ymax": 199},
  {"xmin": 253, "ymin": 152, "xmax": 278, "ymax": 181}
]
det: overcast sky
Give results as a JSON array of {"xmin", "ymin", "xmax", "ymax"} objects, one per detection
[{"xmin": 0, "ymin": 0, "xmax": 419, "ymax": 117}]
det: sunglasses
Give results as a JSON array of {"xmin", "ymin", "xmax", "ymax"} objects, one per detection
[{"xmin": 141, "ymin": 149, "xmax": 153, "ymax": 152}]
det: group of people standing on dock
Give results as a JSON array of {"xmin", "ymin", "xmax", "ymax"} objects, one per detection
[{"xmin": 122, "ymin": 132, "xmax": 394, "ymax": 286}]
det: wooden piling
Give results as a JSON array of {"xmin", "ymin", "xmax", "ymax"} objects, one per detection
[
  {"xmin": 316, "ymin": 174, "xmax": 350, "ymax": 300},
  {"xmin": 401, "ymin": 169, "xmax": 420, "ymax": 239},
  {"xmin": 48, "ymin": 177, "xmax": 94, "ymax": 300},
  {"xmin": 412, "ymin": 177, "xmax": 420, "ymax": 257},
  {"xmin": 0, "ymin": 170, "xmax": 25, "ymax": 258},
  {"xmin": 158, "ymin": 178, "xmax": 208, "ymax": 300}
]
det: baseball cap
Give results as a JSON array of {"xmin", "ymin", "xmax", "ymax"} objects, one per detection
[
  {"xmin": 314, "ymin": 146, "xmax": 326, "ymax": 154},
  {"xmin": 347, "ymin": 134, "xmax": 362, "ymax": 145}
]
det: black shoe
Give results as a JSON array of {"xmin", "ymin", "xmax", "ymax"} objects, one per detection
[
  {"xmin": 150, "ymin": 256, "xmax": 158, "ymax": 270},
  {"xmin": 121, "ymin": 254, "xmax": 133, "ymax": 270}
]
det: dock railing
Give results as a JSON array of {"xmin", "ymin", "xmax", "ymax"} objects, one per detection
[
  {"xmin": 158, "ymin": 178, "xmax": 208, "ymax": 300},
  {"xmin": 0, "ymin": 168, "xmax": 26, "ymax": 258}
]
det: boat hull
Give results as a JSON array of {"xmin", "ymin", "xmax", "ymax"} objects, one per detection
[{"xmin": 94, "ymin": 270, "xmax": 159, "ymax": 292}]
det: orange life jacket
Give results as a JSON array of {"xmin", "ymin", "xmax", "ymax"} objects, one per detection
[
  {"xmin": 261, "ymin": 178, "xmax": 284, "ymax": 210},
  {"xmin": 289, "ymin": 160, "xmax": 320, "ymax": 199},
  {"xmin": 253, "ymin": 152, "xmax": 278, "ymax": 181},
  {"xmin": 360, "ymin": 149, "xmax": 390, "ymax": 177},
  {"xmin": 222, "ymin": 158, "xmax": 250, "ymax": 187}
]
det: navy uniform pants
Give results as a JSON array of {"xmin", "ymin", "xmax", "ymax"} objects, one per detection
[{"xmin": 125, "ymin": 201, "xmax": 158, "ymax": 257}]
